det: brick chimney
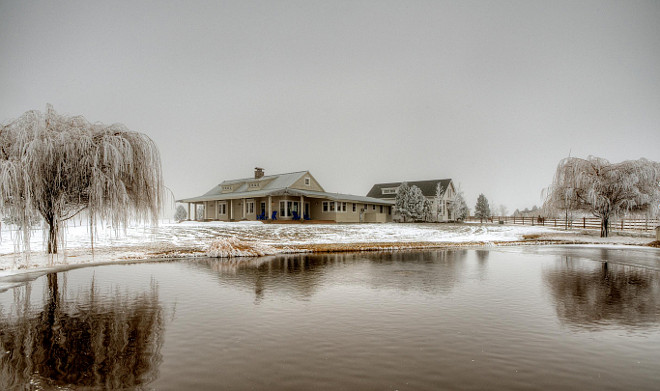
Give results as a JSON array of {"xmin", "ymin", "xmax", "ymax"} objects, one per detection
[{"xmin": 254, "ymin": 167, "xmax": 264, "ymax": 179}]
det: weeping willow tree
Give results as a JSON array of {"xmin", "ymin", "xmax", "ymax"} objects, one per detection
[
  {"xmin": 0, "ymin": 105, "xmax": 163, "ymax": 254},
  {"xmin": 544, "ymin": 156, "xmax": 660, "ymax": 237}
]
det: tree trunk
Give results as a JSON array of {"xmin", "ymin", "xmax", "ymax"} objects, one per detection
[
  {"xmin": 600, "ymin": 217, "xmax": 609, "ymax": 237},
  {"xmin": 47, "ymin": 222, "xmax": 58, "ymax": 254}
]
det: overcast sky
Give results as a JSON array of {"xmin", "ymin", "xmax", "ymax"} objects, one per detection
[{"xmin": 1, "ymin": 0, "xmax": 659, "ymax": 213}]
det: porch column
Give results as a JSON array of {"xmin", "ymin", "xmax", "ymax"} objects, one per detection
[
  {"xmin": 188, "ymin": 203, "xmax": 191, "ymax": 221},
  {"xmin": 300, "ymin": 195, "xmax": 304, "ymax": 218},
  {"xmin": 242, "ymin": 198, "xmax": 246, "ymax": 219},
  {"xmin": 268, "ymin": 195, "xmax": 272, "ymax": 219},
  {"xmin": 230, "ymin": 200, "xmax": 233, "ymax": 220}
]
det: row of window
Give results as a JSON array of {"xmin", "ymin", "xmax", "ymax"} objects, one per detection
[
  {"xmin": 322, "ymin": 201, "xmax": 389, "ymax": 214},
  {"xmin": 213, "ymin": 200, "xmax": 390, "ymax": 216}
]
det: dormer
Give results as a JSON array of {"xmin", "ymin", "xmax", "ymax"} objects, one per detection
[{"xmin": 221, "ymin": 184, "xmax": 235, "ymax": 193}]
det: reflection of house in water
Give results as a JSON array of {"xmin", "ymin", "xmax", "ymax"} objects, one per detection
[
  {"xmin": 190, "ymin": 250, "xmax": 471, "ymax": 301},
  {"xmin": 543, "ymin": 257, "xmax": 660, "ymax": 329},
  {"xmin": 0, "ymin": 273, "xmax": 165, "ymax": 389},
  {"xmin": 189, "ymin": 254, "xmax": 339, "ymax": 302}
]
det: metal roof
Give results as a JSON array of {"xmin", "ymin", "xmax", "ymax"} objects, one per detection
[
  {"xmin": 177, "ymin": 170, "xmax": 392, "ymax": 205},
  {"xmin": 200, "ymin": 171, "xmax": 309, "ymax": 196},
  {"xmin": 178, "ymin": 187, "xmax": 394, "ymax": 205}
]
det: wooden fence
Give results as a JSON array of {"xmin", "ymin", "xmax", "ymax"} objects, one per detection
[{"xmin": 466, "ymin": 215, "xmax": 660, "ymax": 231}]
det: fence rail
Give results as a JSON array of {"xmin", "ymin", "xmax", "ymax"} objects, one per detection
[{"xmin": 466, "ymin": 215, "xmax": 660, "ymax": 231}]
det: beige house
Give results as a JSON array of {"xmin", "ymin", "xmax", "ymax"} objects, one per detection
[
  {"xmin": 366, "ymin": 179, "xmax": 456, "ymax": 221},
  {"xmin": 178, "ymin": 168, "xmax": 394, "ymax": 223}
]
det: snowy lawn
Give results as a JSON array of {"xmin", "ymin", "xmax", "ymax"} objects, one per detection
[{"xmin": 0, "ymin": 220, "xmax": 653, "ymax": 275}]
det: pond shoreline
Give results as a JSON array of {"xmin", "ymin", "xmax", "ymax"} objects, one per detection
[{"xmin": 2, "ymin": 235, "xmax": 659, "ymax": 293}]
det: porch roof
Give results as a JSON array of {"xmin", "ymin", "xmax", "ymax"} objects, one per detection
[{"xmin": 177, "ymin": 187, "xmax": 394, "ymax": 205}]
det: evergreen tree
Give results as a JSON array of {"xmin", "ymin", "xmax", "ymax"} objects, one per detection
[
  {"xmin": 408, "ymin": 185, "xmax": 427, "ymax": 221},
  {"xmin": 174, "ymin": 205, "xmax": 187, "ymax": 222},
  {"xmin": 474, "ymin": 194, "xmax": 491, "ymax": 223},
  {"xmin": 394, "ymin": 182, "xmax": 412, "ymax": 222}
]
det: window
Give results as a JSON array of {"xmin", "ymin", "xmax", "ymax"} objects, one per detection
[
  {"xmin": 373, "ymin": 205, "xmax": 376, "ymax": 211},
  {"xmin": 341, "ymin": 202, "xmax": 347, "ymax": 212},
  {"xmin": 382, "ymin": 187, "xmax": 398, "ymax": 195},
  {"xmin": 352, "ymin": 203, "xmax": 356, "ymax": 212},
  {"xmin": 380, "ymin": 205, "xmax": 383, "ymax": 213},
  {"xmin": 304, "ymin": 177, "xmax": 311, "ymax": 186},
  {"xmin": 222, "ymin": 186, "xmax": 232, "ymax": 191},
  {"xmin": 279, "ymin": 201, "xmax": 299, "ymax": 217},
  {"xmin": 330, "ymin": 202, "xmax": 335, "ymax": 212},
  {"xmin": 323, "ymin": 201, "xmax": 329, "ymax": 212},
  {"xmin": 247, "ymin": 201, "xmax": 255, "ymax": 214},
  {"xmin": 218, "ymin": 202, "xmax": 227, "ymax": 215},
  {"xmin": 249, "ymin": 182, "xmax": 259, "ymax": 188}
]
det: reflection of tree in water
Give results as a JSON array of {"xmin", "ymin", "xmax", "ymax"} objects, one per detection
[
  {"xmin": 544, "ymin": 258, "xmax": 660, "ymax": 328},
  {"xmin": 0, "ymin": 273, "xmax": 165, "ymax": 389}
]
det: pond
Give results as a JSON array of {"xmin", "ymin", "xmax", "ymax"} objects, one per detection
[{"xmin": 1, "ymin": 247, "xmax": 659, "ymax": 390}]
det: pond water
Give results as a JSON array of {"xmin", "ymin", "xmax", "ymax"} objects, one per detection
[{"xmin": 1, "ymin": 247, "xmax": 660, "ymax": 390}]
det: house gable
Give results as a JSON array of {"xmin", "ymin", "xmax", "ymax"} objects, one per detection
[{"xmin": 290, "ymin": 171, "xmax": 325, "ymax": 192}]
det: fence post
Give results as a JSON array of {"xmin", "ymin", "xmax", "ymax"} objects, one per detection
[{"xmin": 583, "ymin": 217, "xmax": 586, "ymax": 229}]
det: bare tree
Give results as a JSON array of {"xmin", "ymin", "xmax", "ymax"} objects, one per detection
[
  {"xmin": 0, "ymin": 105, "xmax": 163, "ymax": 255},
  {"xmin": 544, "ymin": 156, "xmax": 660, "ymax": 237}
]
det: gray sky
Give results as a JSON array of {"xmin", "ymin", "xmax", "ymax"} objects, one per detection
[{"xmin": 2, "ymin": 0, "xmax": 659, "ymax": 213}]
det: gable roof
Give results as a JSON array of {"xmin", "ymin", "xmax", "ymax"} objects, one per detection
[
  {"xmin": 200, "ymin": 171, "xmax": 310, "ymax": 196},
  {"xmin": 177, "ymin": 170, "xmax": 393, "ymax": 205},
  {"xmin": 366, "ymin": 179, "xmax": 453, "ymax": 199}
]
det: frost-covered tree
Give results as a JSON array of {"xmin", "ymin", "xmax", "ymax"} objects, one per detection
[
  {"xmin": 174, "ymin": 205, "xmax": 187, "ymax": 222},
  {"xmin": 408, "ymin": 185, "xmax": 427, "ymax": 221},
  {"xmin": 474, "ymin": 194, "xmax": 491, "ymax": 223},
  {"xmin": 0, "ymin": 105, "xmax": 163, "ymax": 254},
  {"xmin": 395, "ymin": 182, "xmax": 412, "ymax": 222},
  {"xmin": 422, "ymin": 198, "xmax": 433, "ymax": 222},
  {"xmin": 450, "ymin": 188, "xmax": 469, "ymax": 221},
  {"xmin": 196, "ymin": 205, "xmax": 205, "ymax": 220},
  {"xmin": 544, "ymin": 156, "xmax": 660, "ymax": 237}
]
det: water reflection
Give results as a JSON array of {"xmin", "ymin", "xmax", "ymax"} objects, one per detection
[
  {"xmin": 0, "ymin": 273, "xmax": 165, "ymax": 389},
  {"xmin": 189, "ymin": 250, "xmax": 469, "ymax": 302},
  {"xmin": 544, "ymin": 257, "xmax": 660, "ymax": 329},
  {"xmin": 365, "ymin": 249, "xmax": 468, "ymax": 293}
]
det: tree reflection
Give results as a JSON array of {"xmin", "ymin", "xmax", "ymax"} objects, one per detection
[
  {"xmin": 543, "ymin": 258, "xmax": 660, "ymax": 328},
  {"xmin": 0, "ymin": 273, "xmax": 165, "ymax": 389}
]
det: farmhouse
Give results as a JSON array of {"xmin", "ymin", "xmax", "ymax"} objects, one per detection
[
  {"xmin": 178, "ymin": 168, "xmax": 394, "ymax": 223},
  {"xmin": 366, "ymin": 179, "xmax": 456, "ymax": 221}
]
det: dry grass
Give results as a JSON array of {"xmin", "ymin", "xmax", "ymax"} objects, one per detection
[{"xmin": 647, "ymin": 241, "xmax": 660, "ymax": 248}]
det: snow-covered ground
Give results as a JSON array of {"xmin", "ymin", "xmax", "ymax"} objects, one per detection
[{"xmin": 0, "ymin": 220, "xmax": 654, "ymax": 275}]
